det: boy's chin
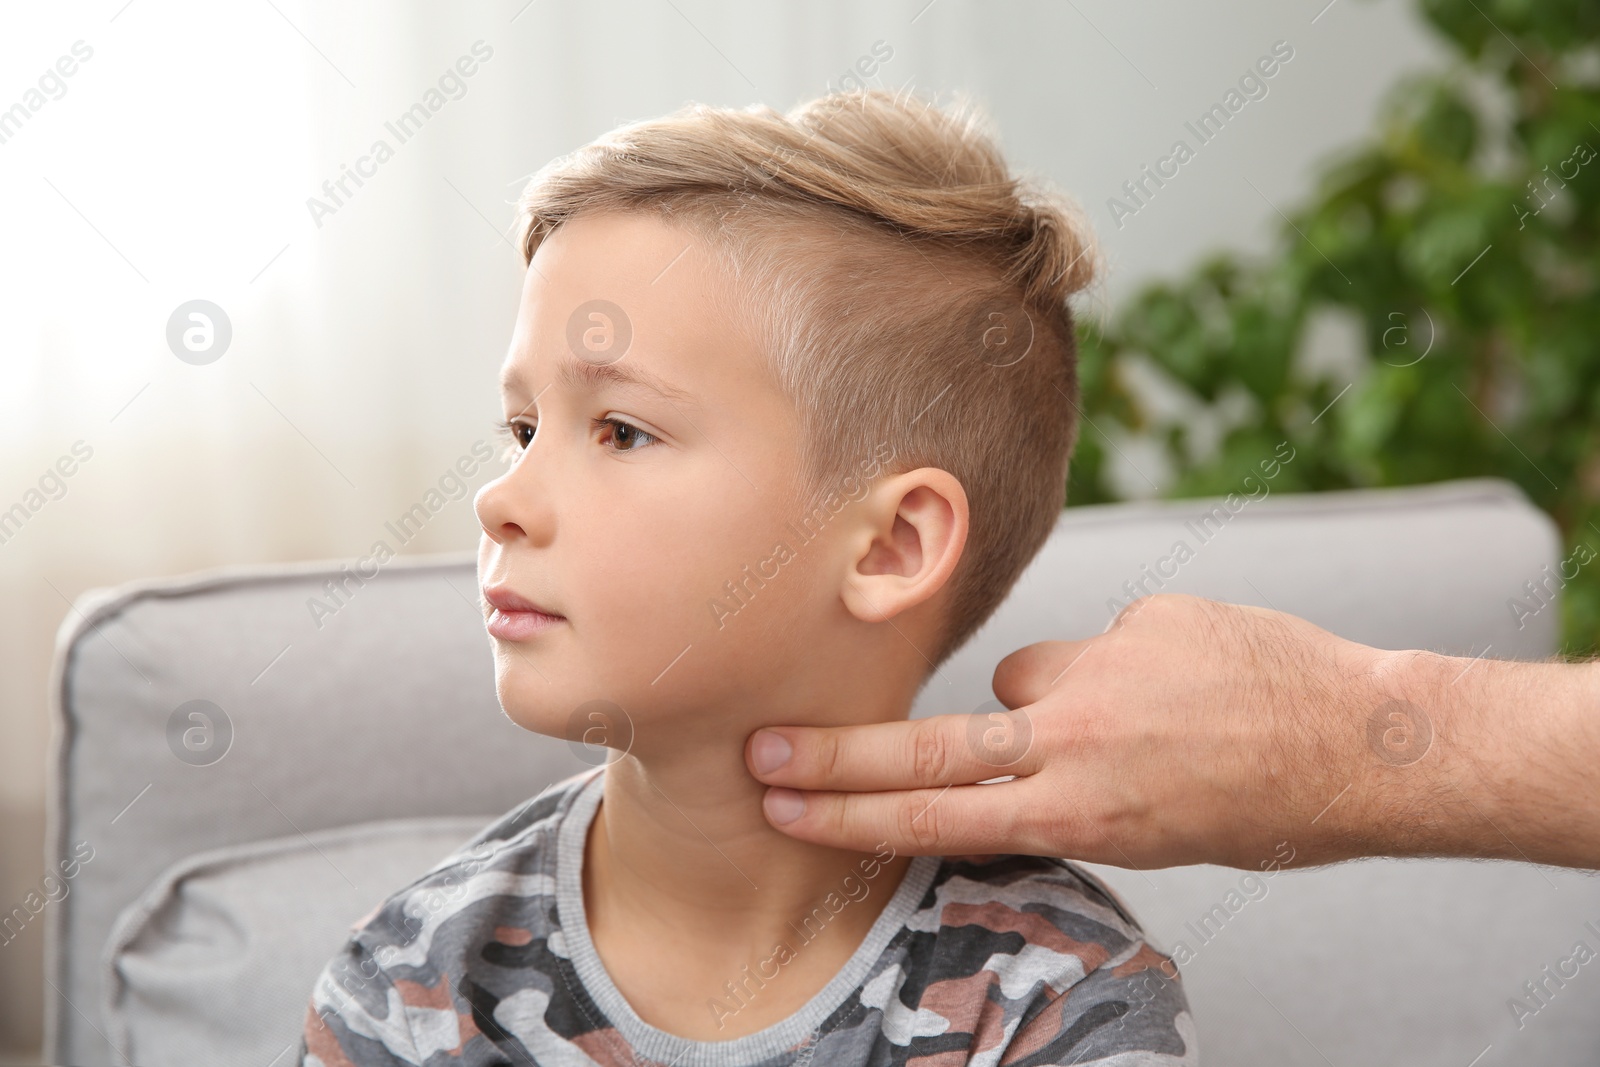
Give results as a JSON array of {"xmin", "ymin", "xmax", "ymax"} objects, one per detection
[{"xmin": 498, "ymin": 694, "xmax": 638, "ymax": 758}]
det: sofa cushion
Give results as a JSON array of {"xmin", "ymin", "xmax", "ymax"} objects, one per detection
[{"xmin": 101, "ymin": 815, "xmax": 496, "ymax": 1067}]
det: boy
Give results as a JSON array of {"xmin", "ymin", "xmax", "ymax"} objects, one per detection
[{"xmin": 298, "ymin": 88, "xmax": 1196, "ymax": 1065}]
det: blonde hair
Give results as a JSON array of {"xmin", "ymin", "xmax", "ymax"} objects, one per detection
[{"xmin": 515, "ymin": 88, "xmax": 1100, "ymax": 670}]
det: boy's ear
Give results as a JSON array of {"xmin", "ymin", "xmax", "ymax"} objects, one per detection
[{"xmin": 840, "ymin": 468, "xmax": 968, "ymax": 625}]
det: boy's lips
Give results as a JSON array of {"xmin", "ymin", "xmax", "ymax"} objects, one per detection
[
  {"xmin": 481, "ymin": 583, "xmax": 566, "ymax": 641},
  {"xmin": 482, "ymin": 583, "xmax": 561, "ymax": 617}
]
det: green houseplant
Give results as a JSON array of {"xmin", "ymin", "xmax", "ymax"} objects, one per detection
[{"xmin": 1070, "ymin": 0, "xmax": 1600, "ymax": 654}]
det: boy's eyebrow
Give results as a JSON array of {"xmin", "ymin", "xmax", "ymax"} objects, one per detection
[{"xmin": 500, "ymin": 357, "xmax": 694, "ymax": 405}]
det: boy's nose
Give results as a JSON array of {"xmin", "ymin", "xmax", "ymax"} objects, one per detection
[{"xmin": 475, "ymin": 469, "xmax": 544, "ymax": 545}]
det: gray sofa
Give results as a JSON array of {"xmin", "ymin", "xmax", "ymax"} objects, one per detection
[{"xmin": 44, "ymin": 477, "xmax": 1600, "ymax": 1066}]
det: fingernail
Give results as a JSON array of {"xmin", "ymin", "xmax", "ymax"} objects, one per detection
[
  {"xmin": 750, "ymin": 729, "xmax": 792, "ymax": 775},
  {"xmin": 764, "ymin": 787, "xmax": 805, "ymax": 825}
]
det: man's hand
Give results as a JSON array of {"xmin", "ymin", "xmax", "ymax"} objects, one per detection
[{"xmin": 744, "ymin": 593, "xmax": 1600, "ymax": 871}]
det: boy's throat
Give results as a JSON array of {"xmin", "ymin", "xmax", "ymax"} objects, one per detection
[{"xmin": 581, "ymin": 773, "xmax": 915, "ymax": 1041}]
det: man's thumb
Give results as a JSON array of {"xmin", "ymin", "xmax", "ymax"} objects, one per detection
[{"xmin": 992, "ymin": 638, "xmax": 1093, "ymax": 708}]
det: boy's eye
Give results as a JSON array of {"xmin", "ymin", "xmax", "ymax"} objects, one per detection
[
  {"xmin": 598, "ymin": 417, "xmax": 658, "ymax": 452},
  {"xmin": 493, "ymin": 418, "xmax": 535, "ymax": 458}
]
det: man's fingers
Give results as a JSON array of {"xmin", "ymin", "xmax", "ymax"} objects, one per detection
[
  {"xmin": 759, "ymin": 780, "xmax": 1038, "ymax": 856},
  {"xmin": 746, "ymin": 712, "xmax": 1043, "ymax": 792},
  {"xmin": 992, "ymin": 638, "xmax": 1094, "ymax": 708}
]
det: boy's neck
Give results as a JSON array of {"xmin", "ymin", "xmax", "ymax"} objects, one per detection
[{"xmin": 582, "ymin": 730, "xmax": 916, "ymax": 976}]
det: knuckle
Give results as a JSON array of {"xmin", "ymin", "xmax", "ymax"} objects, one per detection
[
  {"xmin": 901, "ymin": 791, "xmax": 943, "ymax": 852},
  {"xmin": 996, "ymin": 789, "xmax": 1033, "ymax": 852},
  {"xmin": 1013, "ymin": 781, "xmax": 1064, "ymax": 856},
  {"xmin": 823, "ymin": 790, "xmax": 855, "ymax": 843},
  {"xmin": 817, "ymin": 730, "xmax": 846, "ymax": 784},
  {"xmin": 911, "ymin": 720, "xmax": 955, "ymax": 784},
  {"xmin": 1037, "ymin": 813, "xmax": 1078, "ymax": 860},
  {"xmin": 1113, "ymin": 592, "xmax": 1177, "ymax": 631},
  {"xmin": 1109, "ymin": 596, "xmax": 1147, "ymax": 631}
]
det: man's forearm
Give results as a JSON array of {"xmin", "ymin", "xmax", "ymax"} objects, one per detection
[{"xmin": 1356, "ymin": 647, "xmax": 1600, "ymax": 869}]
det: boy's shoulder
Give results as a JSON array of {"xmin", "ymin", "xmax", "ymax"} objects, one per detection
[
  {"xmin": 298, "ymin": 773, "xmax": 598, "ymax": 1066},
  {"xmin": 447, "ymin": 766, "xmax": 601, "ymax": 858},
  {"xmin": 340, "ymin": 767, "xmax": 597, "ymax": 943},
  {"xmin": 917, "ymin": 851, "xmax": 1161, "ymax": 966},
  {"xmin": 898, "ymin": 853, "xmax": 1192, "ymax": 1063}
]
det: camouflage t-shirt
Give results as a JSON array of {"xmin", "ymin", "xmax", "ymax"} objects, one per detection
[{"xmin": 297, "ymin": 767, "xmax": 1197, "ymax": 1066}]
